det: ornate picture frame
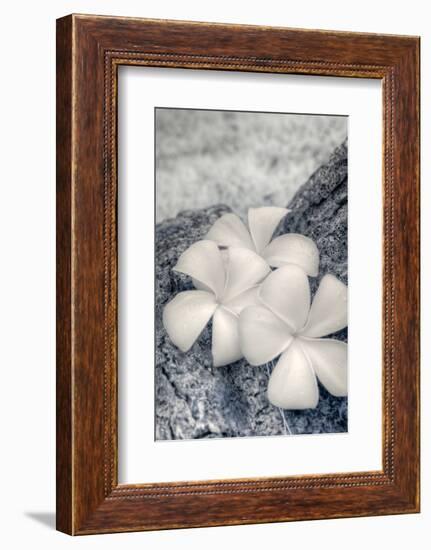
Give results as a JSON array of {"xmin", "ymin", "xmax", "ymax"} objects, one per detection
[{"xmin": 56, "ymin": 14, "xmax": 420, "ymax": 534}]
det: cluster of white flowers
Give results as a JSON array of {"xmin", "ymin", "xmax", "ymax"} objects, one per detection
[{"xmin": 163, "ymin": 207, "xmax": 347, "ymax": 410}]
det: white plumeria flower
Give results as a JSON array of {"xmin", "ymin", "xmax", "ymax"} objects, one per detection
[
  {"xmin": 163, "ymin": 240, "xmax": 270, "ymax": 367},
  {"xmin": 206, "ymin": 206, "xmax": 319, "ymax": 276},
  {"xmin": 239, "ymin": 265, "xmax": 348, "ymax": 409}
]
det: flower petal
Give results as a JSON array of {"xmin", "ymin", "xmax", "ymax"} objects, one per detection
[
  {"xmin": 267, "ymin": 341, "xmax": 319, "ymax": 409},
  {"xmin": 206, "ymin": 213, "xmax": 255, "ymax": 250},
  {"xmin": 223, "ymin": 285, "xmax": 261, "ymax": 316},
  {"xmin": 192, "ymin": 278, "xmax": 211, "ymax": 292},
  {"xmin": 212, "ymin": 307, "xmax": 243, "ymax": 367},
  {"xmin": 301, "ymin": 274, "xmax": 347, "ymax": 338},
  {"xmin": 259, "ymin": 264, "xmax": 310, "ymax": 333},
  {"xmin": 222, "ymin": 247, "xmax": 270, "ymax": 302},
  {"xmin": 248, "ymin": 207, "xmax": 289, "ymax": 254},
  {"xmin": 163, "ymin": 290, "xmax": 217, "ymax": 352},
  {"xmin": 239, "ymin": 305, "xmax": 292, "ymax": 366},
  {"xmin": 299, "ymin": 337, "xmax": 348, "ymax": 397},
  {"xmin": 173, "ymin": 240, "xmax": 225, "ymax": 299},
  {"xmin": 261, "ymin": 233, "xmax": 319, "ymax": 276}
]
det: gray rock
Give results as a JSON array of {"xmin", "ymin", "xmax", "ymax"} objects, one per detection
[
  {"xmin": 155, "ymin": 140, "xmax": 348, "ymax": 440},
  {"xmin": 279, "ymin": 139, "xmax": 348, "ymax": 290}
]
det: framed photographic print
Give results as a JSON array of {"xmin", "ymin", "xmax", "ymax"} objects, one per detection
[{"xmin": 56, "ymin": 14, "xmax": 420, "ymax": 535}]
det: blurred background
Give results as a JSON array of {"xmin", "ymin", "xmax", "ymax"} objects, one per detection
[{"xmin": 156, "ymin": 108, "xmax": 347, "ymax": 222}]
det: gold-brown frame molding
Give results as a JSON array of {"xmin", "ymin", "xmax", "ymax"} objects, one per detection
[{"xmin": 56, "ymin": 14, "xmax": 420, "ymax": 534}]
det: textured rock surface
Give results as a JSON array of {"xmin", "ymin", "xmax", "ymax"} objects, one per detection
[
  {"xmin": 155, "ymin": 141, "xmax": 348, "ymax": 440},
  {"xmin": 279, "ymin": 140, "xmax": 348, "ymax": 291}
]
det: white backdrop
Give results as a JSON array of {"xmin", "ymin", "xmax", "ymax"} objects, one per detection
[
  {"xmin": 0, "ymin": 1, "xmax": 428, "ymax": 549},
  {"xmin": 118, "ymin": 67, "xmax": 382, "ymax": 483}
]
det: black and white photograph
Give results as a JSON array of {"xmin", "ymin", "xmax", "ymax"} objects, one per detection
[{"xmin": 155, "ymin": 108, "xmax": 348, "ymax": 440}]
